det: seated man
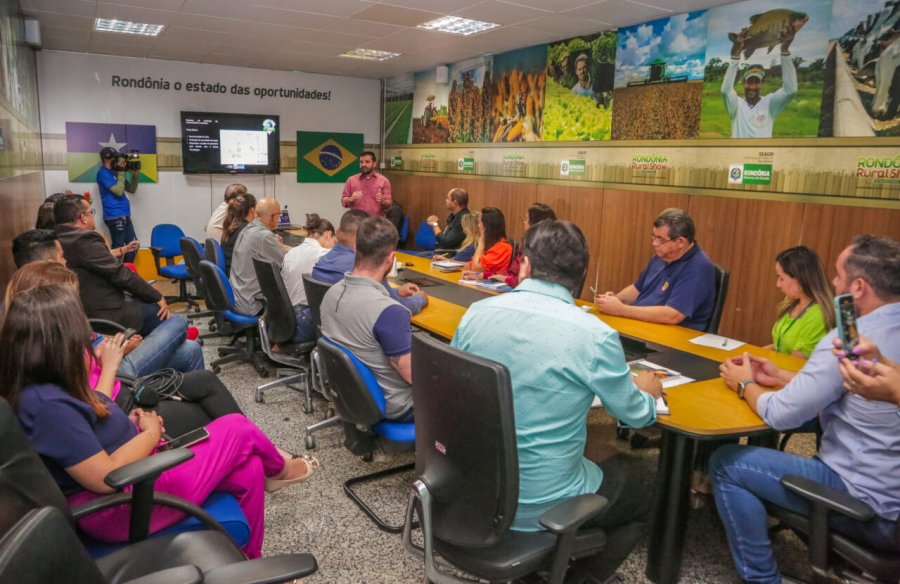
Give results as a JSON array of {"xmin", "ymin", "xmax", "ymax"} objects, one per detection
[
  {"xmin": 229, "ymin": 197, "xmax": 287, "ymax": 315},
  {"xmin": 312, "ymin": 209, "xmax": 428, "ymax": 315},
  {"xmin": 12, "ymin": 229, "xmax": 66, "ymax": 267},
  {"xmin": 594, "ymin": 207, "xmax": 715, "ymax": 331},
  {"xmin": 320, "ymin": 216, "xmax": 414, "ymax": 422},
  {"xmin": 715, "ymin": 235, "xmax": 900, "ymax": 583},
  {"xmin": 425, "ymin": 187, "xmax": 471, "ymax": 252},
  {"xmin": 451, "ymin": 220, "xmax": 663, "ymax": 582},
  {"xmin": 54, "ymin": 195, "xmax": 169, "ymax": 336}
]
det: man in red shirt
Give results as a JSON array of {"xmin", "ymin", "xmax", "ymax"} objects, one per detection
[{"xmin": 341, "ymin": 151, "xmax": 392, "ymax": 217}]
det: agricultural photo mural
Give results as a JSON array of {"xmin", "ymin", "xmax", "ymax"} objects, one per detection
[
  {"xmin": 821, "ymin": 0, "xmax": 900, "ymax": 136},
  {"xmin": 700, "ymin": 0, "xmax": 832, "ymax": 138},
  {"xmin": 612, "ymin": 11, "xmax": 710, "ymax": 139},
  {"xmin": 544, "ymin": 32, "xmax": 617, "ymax": 141},
  {"xmin": 488, "ymin": 45, "xmax": 547, "ymax": 142},
  {"xmin": 412, "ymin": 69, "xmax": 450, "ymax": 144},
  {"xmin": 447, "ymin": 55, "xmax": 493, "ymax": 143},
  {"xmin": 384, "ymin": 73, "xmax": 413, "ymax": 144}
]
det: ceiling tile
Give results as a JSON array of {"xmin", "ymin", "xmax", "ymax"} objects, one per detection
[
  {"xmin": 95, "ymin": 3, "xmax": 180, "ymax": 26},
  {"xmin": 180, "ymin": 0, "xmax": 269, "ymax": 20},
  {"xmin": 101, "ymin": 0, "xmax": 186, "ymax": 10},
  {"xmin": 352, "ymin": 3, "xmax": 442, "ymax": 27},
  {"xmin": 172, "ymin": 13, "xmax": 246, "ymax": 33},
  {"xmin": 378, "ymin": 0, "xmax": 483, "ymax": 12},
  {"xmin": 159, "ymin": 27, "xmax": 232, "ymax": 45},
  {"xmin": 88, "ymin": 40, "xmax": 156, "ymax": 57},
  {"xmin": 42, "ymin": 37, "xmax": 92, "ymax": 52},
  {"xmin": 319, "ymin": 16, "xmax": 405, "ymax": 37},
  {"xmin": 149, "ymin": 38, "xmax": 223, "ymax": 54},
  {"xmin": 514, "ymin": 13, "xmax": 613, "ymax": 37},
  {"xmin": 204, "ymin": 52, "xmax": 262, "ymax": 68},
  {"xmin": 39, "ymin": 23, "xmax": 92, "ymax": 41},
  {"xmin": 20, "ymin": 0, "xmax": 95, "ymax": 18},
  {"xmin": 25, "ymin": 11, "xmax": 94, "ymax": 30},
  {"xmin": 282, "ymin": 41, "xmax": 347, "ymax": 57},
  {"xmin": 451, "ymin": 0, "xmax": 550, "ymax": 25},
  {"xmin": 563, "ymin": 0, "xmax": 669, "ymax": 28},
  {"xmin": 499, "ymin": 0, "xmax": 598, "ymax": 12},
  {"xmin": 91, "ymin": 31, "xmax": 160, "ymax": 48},
  {"xmin": 360, "ymin": 28, "xmax": 454, "ymax": 52},
  {"xmin": 233, "ymin": 22, "xmax": 309, "ymax": 43},
  {"xmin": 294, "ymin": 29, "xmax": 376, "ymax": 47},
  {"xmin": 261, "ymin": 0, "xmax": 372, "ymax": 18},
  {"xmin": 255, "ymin": 8, "xmax": 342, "ymax": 30}
]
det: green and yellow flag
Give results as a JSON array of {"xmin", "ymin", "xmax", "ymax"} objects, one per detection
[{"xmin": 297, "ymin": 132, "xmax": 363, "ymax": 183}]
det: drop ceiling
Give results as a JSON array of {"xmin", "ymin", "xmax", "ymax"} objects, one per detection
[{"xmin": 21, "ymin": 0, "xmax": 741, "ymax": 79}]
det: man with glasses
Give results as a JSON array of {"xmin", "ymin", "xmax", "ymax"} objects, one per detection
[
  {"xmin": 54, "ymin": 195, "xmax": 170, "ymax": 335},
  {"xmin": 594, "ymin": 207, "xmax": 715, "ymax": 331}
]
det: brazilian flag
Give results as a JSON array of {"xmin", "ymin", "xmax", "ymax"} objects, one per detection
[
  {"xmin": 297, "ymin": 132, "xmax": 363, "ymax": 183},
  {"xmin": 65, "ymin": 122, "xmax": 158, "ymax": 183}
]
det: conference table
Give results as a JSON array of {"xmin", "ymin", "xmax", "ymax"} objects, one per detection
[{"xmin": 392, "ymin": 251, "xmax": 805, "ymax": 584}]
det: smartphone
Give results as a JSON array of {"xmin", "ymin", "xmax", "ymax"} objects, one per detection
[
  {"xmin": 834, "ymin": 294, "xmax": 860, "ymax": 359},
  {"xmin": 90, "ymin": 332, "xmax": 104, "ymax": 349},
  {"xmin": 158, "ymin": 427, "xmax": 210, "ymax": 452}
]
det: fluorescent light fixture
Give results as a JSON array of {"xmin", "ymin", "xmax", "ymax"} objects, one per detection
[
  {"xmin": 94, "ymin": 18, "xmax": 164, "ymax": 36},
  {"xmin": 417, "ymin": 16, "xmax": 499, "ymax": 36},
  {"xmin": 340, "ymin": 48, "xmax": 401, "ymax": 61}
]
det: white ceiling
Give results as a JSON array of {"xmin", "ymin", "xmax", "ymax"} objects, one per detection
[{"xmin": 21, "ymin": 0, "xmax": 741, "ymax": 79}]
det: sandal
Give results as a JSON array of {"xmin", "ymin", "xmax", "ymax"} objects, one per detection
[{"xmin": 265, "ymin": 454, "xmax": 319, "ymax": 493}]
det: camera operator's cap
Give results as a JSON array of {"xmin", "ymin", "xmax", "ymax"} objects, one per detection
[
  {"xmin": 743, "ymin": 66, "xmax": 765, "ymax": 82},
  {"xmin": 99, "ymin": 146, "xmax": 119, "ymax": 159}
]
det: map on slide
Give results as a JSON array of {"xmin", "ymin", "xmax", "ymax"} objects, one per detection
[{"xmin": 220, "ymin": 129, "xmax": 269, "ymax": 166}]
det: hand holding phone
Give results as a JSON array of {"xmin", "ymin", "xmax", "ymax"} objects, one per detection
[
  {"xmin": 835, "ymin": 294, "xmax": 860, "ymax": 359},
  {"xmin": 158, "ymin": 427, "xmax": 210, "ymax": 452}
]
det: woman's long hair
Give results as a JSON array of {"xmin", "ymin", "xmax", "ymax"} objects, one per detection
[
  {"xmin": 0, "ymin": 285, "xmax": 107, "ymax": 417},
  {"xmin": 305, "ymin": 213, "xmax": 335, "ymax": 237},
  {"xmin": 480, "ymin": 207, "xmax": 507, "ymax": 251},
  {"xmin": 3, "ymin": 261, "xmax": 79, "ymax": 321},
  {"xmin": 775, "ymin": 246, "xmax": 836, "ymax": 329},
  {"xmin": 459, "ymin": 212, "xmax": 480, "ymax": 250},
  {"xmin": 222, "ymin": 193, "xmax": 257, "ymax": 243}
]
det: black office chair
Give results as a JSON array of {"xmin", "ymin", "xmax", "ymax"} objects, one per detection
[
  {"xmin": 198, "ymin": 259, "xmax": 269, "ymax": 377},
  {"xmin": 251, "ymin": 258, "xmax": 316, "ymax": 404},
  {"xmin": 0, "ymin": 399, "xmax": 317, "ymax": 584},
  {"xmin": 402, "ymin": 333, "xmax": 609, "ymax": 583},
  {"xmin": 316, "ymin": 336, "xmax": 415, "ymax": 533},
  {"xmin": 764, "ymin": 475, "xmax": 900, "ymax": 583},
  {"xmin": 300, "ymin": 273, "xmax": 341, "ymax": 449},
  {"xmin": 706, "ymin": 264, "xmax": 730, "ymax": 334}
]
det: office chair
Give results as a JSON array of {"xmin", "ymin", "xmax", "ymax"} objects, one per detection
[
  {"xmin": 414, "ymin": 220, "xmax": 437, "ymax": 251},
  {"xmin": 204, "ymin": 238, "xmax": 226, "ymax": 272},
  {"xmin": 150, "ymin": 224, "xmax": 198, "ymax": 311},
  {"xmin": 398, "ymin": 215, "xmax": 410, "ymax": 246},
  {"xmin": 764, "ymin": 475, "xmax": 900, "ymax": 583},
  {"xmin": 300, "ymin": 273, "xmax": 341, "ymax": 449},
  {"xmin": 402, "ymin": 333, "xmax": 609, "ymax": 583},
  {"xmin": 179, "ymin": 237, "xmax": 219, "ymax": 339},
  {"xmin": 0, "ymin": 399, "xmax": 317, "ymax": 584},
  {"xmin": 316, "ymin": 336, "xmax": 415, "ymax": 533},
  {"xmin": 706, "ymin": 264, "xmax": 730, "ymax": 335},
  {"xmin": 251, "ymin": 258, "xmax": 316, "ymax": 404},
  {"xmin": 198, "ymin": 259, "xmax": 269, "ymax": 377}
]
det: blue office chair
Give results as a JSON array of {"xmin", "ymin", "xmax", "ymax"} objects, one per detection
[
  {"xmin": 204, "ymin": 237, "xmax": 226, "ymax": 272},
  {"xmin": 198, "ymin": 259, "xmax": 270, "ymax": 378},
  {"xmin": 316, "ymin": 336, "xmax": 415, "ymax": 533},
  {"xmin": 150, "ymin": 224, "xmax": 198, "ymax": 311},
  {"xmin": 414, "ymin": 220, "xmax": 437, "ymax": 251},
  {"xmin": 398, "ymin": 215, "xmax": 410, "ymax": 246}
]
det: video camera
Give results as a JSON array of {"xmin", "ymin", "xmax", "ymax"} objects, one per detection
[{"xmin": 115, "ymin": 149, "xmax": 142, "ymax": 172}]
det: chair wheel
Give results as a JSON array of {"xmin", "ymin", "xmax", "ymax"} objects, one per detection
[
  {"xmin": 258, "ymin": 368, "xmax": 270, "ymax": 378},
  {"xmin": 616, "ymin": 427, "xmax": 630, "ymax": 440},
  {"xmin": 361, "ymin": 453, "xmax": 373, "ymax": 462},
  {"xmin": 326, "ymin": 407, "xmax": 335, "ymax": 418},
  {"xmin": 196, "ymin": 339, "xmax": 204, "ymax": 347},
  {"xmin": 255, "ymin": 391, "xmax": 264, "ymax": 404},
  {"xmin": 302, "ymin": 403, "xmax": 313, "ymax": 414},
  {"xmin": 212, "ymin": 365, "xmax": 221, "ymax": 374},
  {"xmin": 305, "ymin": 435, "xmax": 316, "ymax": 449}
]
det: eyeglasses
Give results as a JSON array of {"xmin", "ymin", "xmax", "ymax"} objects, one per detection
[
  {"xmin": 651, "ymin": 234, "xmax": 673, "ymax": 245},
  {"xmin": 81, "ymin": 208, "xmax": 95, "ymax": 217}
]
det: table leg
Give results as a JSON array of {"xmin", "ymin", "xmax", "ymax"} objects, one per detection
[{"xmin": 646, "ymin": 430, "xmax": 696, "ymax": 584}]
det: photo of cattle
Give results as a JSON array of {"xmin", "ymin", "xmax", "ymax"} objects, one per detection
[
  {"xmin": 611, "ymin": 11, "xmax": 709, "ymax": 140},
  {"xmin": 820, "ymin": 0, "xmax": 900, "ymax": 136},
  {"xmin": 699, "ymin": 0, "xmax": 832, "ymax": 139}
]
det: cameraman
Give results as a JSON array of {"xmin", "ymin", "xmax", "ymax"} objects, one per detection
[{"xmin": 97, "ymin": 147, "xmax": 140, "ymax": 263}]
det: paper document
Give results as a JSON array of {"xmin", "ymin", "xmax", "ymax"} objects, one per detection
[
  {"xmin": 689, "ymin": 334, "xmax": 745, "ymax": 351},
  {"xmin": 591, "ymin": 360, "xmax": 693, "ymax": 413},
  {"xmin": 459, "ymin": 279, "xmax": 512, "ymax": 292},
  {"xmin": 431, "ymin": 260, "xmax": 465, "ymax": 272}
]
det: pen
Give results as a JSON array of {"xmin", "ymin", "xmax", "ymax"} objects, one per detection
[
  {"xmin": 721, "ymin": 336, "xmax": 728, "ymax": 348},
  {"xmin": 593, "ymin": 264, "xmax": 600, "ymax": 296}
]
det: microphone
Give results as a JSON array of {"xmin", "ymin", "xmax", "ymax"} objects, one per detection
[{"xmin": 132, "ymin": 385, "xmax": 159, "ymax": 409}]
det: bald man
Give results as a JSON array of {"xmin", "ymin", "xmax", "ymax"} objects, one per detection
[
  {"xmin": 229, "ymin": 196, "xmax": 288, "ymax": 315},
  {"xmin": 206, "ymin": 183, "xmax": 247, "ymax": 242}
]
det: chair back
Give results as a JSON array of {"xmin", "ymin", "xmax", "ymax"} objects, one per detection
[
  {"xmin": 179, "ymin": 237, "xmax": 208, "ymax": 298},
  {"xmin": 302, "ymin": 274, "xmax": 333, "ymax": 330},
  {"xmin": 150, "ymin": 224, "xmax": 186, "ymax": 258},
  {"xmin": 706, "ymin": 264, "xmax": 730, "ymax": 334},
  {"xmin": 204, "ymin": 238, "xmax": 226, "ymax": 271},
  {"xmin": 399, "ymin": 216, "xmax": 410, "ymax": 245},
  {"xmin": 316, "ymin": 337, "xmax": 386, "ymax": 426},
  {"xmin": 414, "ymin": 220, "xmax": 437, "ymax": 251},
  {"xmin": 198, "ymin": 259, "xmax": 237, "ymax": 313},
  {"xmin": 410, "ymin": 333, "xmax": 518, "ymax": 548},
  {"xmin": 252, "ymin": 258, "xmax": 297, "ymax": 345}
]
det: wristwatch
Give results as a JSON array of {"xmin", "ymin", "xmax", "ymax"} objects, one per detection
[{"xmin": 737, "ymin": 379, "xmax": 755, "ymax": 400}]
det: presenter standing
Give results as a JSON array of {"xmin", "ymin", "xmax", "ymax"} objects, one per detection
[
  {"xmin": 341, "ymin": 151, "xmax": 392, "ymax": 217},
  {"xmin": 97, "ymin": 147, "xmax": 140, "ymax": 263}
]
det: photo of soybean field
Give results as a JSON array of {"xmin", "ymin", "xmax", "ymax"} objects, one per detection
[
  {"xmin": 611, "ymin": 12, "xmax": 710, "ymax": 140},
  {"xmin": 384, "ymin": 73, "xmax": 413, "ymax": 144}
]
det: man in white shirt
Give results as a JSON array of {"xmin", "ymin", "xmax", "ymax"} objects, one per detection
[
  {"xmin": 571, "ymin": 53, "xmax": 593, "ymax": 98},
  {"xmin": 722, "ymin": 42, "xmax": 797, "ymax": 139},
  {"xmin": 205, "ymin": 183, "xmax": 246, "ymax": 242}
]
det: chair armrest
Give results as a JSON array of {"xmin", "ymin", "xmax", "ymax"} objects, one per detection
[
  {"xmin": 149, "ymin": 246, "xmax": 164, "ymax": 271},
  {"xmin": 104, "ymin": 448, "xmax": 194, "ymax": 490},
  {"xmin": 201, "ymin": 553, "xmax": 318, "ymax": 584},
  {"xmin": 89, "ymin": 318, "xmax": 127, "ymax": 335},
  {"xmin": 539, "ymin": 493, "xmax": 608, "ymax": 534},
  {"xmin": 124, "ymin": 565, "xmax": 202, "ymax": 584},
  {"xmin": 781, "ymin": 475, "xmax": 876, "ymax": 522}
]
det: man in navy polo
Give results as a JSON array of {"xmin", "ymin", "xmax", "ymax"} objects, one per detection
[{"xmin": 594, "ymin": 208, "xmax": 715, "ymax": 331}]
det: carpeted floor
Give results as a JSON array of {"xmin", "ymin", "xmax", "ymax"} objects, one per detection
[{"xmin": 175, "ymin": 296, "xmax": 818, "ymax": 584}]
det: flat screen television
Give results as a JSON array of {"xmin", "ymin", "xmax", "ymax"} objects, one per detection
[{"xmin": 181, "ymin": 111, "xmax": 280, "ymax": 174}]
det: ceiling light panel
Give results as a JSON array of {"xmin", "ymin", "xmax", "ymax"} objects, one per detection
[
  {"xmin": 417, "ymin": 16, "xmax": 500, "ymax": 36},
  {"xmin": 340, "ymin": 48, "xmax": 401, "ymax": 61},
  {"xmin": 94, "ymin": 18, "xmax": 164, "ymax": 36}
]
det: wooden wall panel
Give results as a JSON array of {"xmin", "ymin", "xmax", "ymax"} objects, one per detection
[
  {"xmin": 0, "ymin": 172, "xmax": 46, "ymax": 291},
  {"xmin": 688, "ymin": 197, "xmax": 804, "ymax": 345},
  {"xmin": 596, "ymin": 189, "xmax": 690, "ymax": 297}
]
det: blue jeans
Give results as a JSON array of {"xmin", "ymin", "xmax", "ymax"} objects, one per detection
[
  {"xmin": 105, "ymin": 215, "xmax": 137, "ymax": 263},
  {"xmin": 117, "ymin": 316, "xmax": 204, "ymax": 378},
  {"xmin": 709, "ymin": 444, "xmax": 896, "ymax": 583},
  {"xmin": 291, "ymin": 304, "xmax": 317, "ymax": 344}
]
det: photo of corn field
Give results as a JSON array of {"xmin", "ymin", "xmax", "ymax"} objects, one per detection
[
  {"xmin": 488, "ymin": 45, "xmax": 547, "ymax": 142},
  {"xmin": 447, "ymin": 55, "xmax": 493, "ymax": 143}
]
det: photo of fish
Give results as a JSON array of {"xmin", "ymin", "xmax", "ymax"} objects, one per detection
[
  {"xmin": 819, "ymin": 0, "xmax": 900, "ymax": 136},
  {"xmin": 700, "ymin": 0, "xmax": 832, "ymax": 139}
]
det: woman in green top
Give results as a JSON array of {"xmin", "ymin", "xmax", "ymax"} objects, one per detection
[{"xmin": 766, "ymin": 246, "xmax": 835, "ymax": 359}]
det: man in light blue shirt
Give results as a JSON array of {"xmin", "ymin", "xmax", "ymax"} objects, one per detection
[
  {"xmin": 715, "ymin": 235, "xmax": 900, "ymax": 584},
  {"xmin": 451, "ymin": 220, "xmax": 662, "ymax": 583}
]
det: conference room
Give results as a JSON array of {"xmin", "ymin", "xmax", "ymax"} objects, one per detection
[{"xmin": 0, "ymin": 0, "xmax": 898, "ymax": 583}]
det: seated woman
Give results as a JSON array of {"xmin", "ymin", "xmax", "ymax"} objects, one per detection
[
  {"xmin": 281, "ymin": 213, "xmax": 336, "ymax": 343},
  {"xmin": 433, "ymin": 212, "xmax": 479, "ymax": 263},
  {"xmin": 220, "ymin": 193, "xmax": 257, "ymax": 276},
  {"xmin": 461, "ymin": 207, "xmax": 512, "ymax": 280},
  {"xmin": 767, "ymin": 246, "xmax": 835, "ymax": 359},
  {"xmin": 0, "ymin": 284, "xmax": 318, "ymax": 559},
  {"xmin": 492, "ymin": 203, "xmax": 556, "ymax": 288}
]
